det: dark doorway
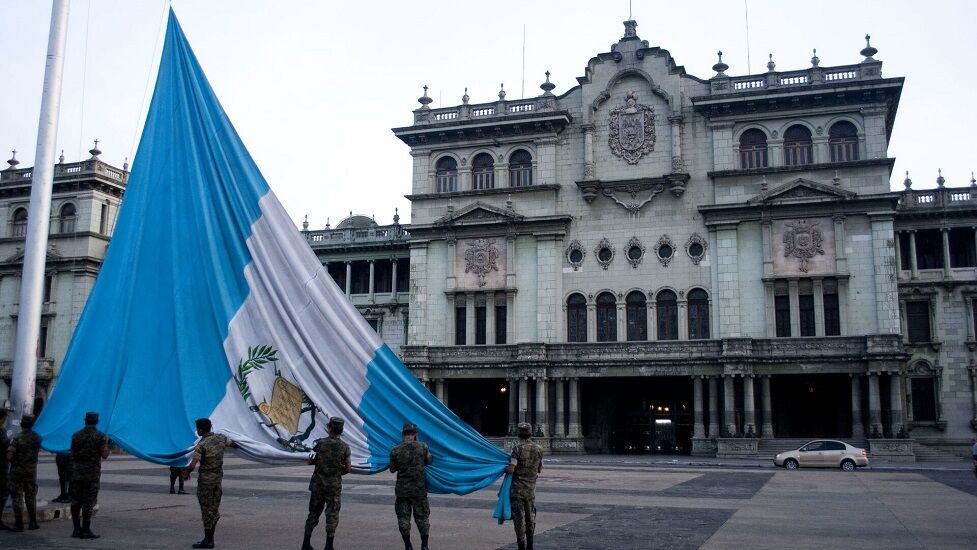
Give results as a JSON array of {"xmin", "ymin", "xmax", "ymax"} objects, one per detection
[
  {"xmin": 771, "ymin": 374, "xmax": 851, "ymax": 437},
  {"xmin": 446, "ymin": 378, "xmax": 509, "ymax": 437},
  {"xmin": 584, "ymin": 377, "xmax": 693, "ymax": 454}
]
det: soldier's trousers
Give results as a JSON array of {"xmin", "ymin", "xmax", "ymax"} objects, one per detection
[
  {"xmin": 196, "ymin": 480, "xmax": 223, "ymax": 530},
  {"xmin": 510, "ymin": 495, "xmax": 536, "ymax": 544},
  {"xmin": 7, "ymin": 477, "xmax": 38, "ymax": 518},
  {"xmin": 70, "ymin": 477, "xmax": 100, "ymax": 521},
  {"xmin": 394, "ymin": 495, "xmax": 430, "ymax": 537},
  {"xmin": 304, "ymin": 487, "xmax": 341, "ymax": 537}
]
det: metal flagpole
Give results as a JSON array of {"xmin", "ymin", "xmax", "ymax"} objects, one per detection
[{"xmin": 9, "ymin": 0, "xmax": 71, "ymax": 428}]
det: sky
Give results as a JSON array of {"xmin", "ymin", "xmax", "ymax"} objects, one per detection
[{"xmin": 2, "ymin": 1, "xmax": 975, "ymax": 229}]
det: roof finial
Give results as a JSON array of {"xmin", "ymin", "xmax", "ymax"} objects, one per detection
[
  {"xmin": 123, "ymin": 156, "xmax": 129, "ymax": 171},
  {"xmin": 506, "ymin": 193, "xmax": 514, "ymax": 210},
  {"xmin": 936, "ymin": 168, "xmax": 945, "ymax": 187},
  {"xmin": 971, "ymin": 171, "xmax": 976, "ymax": 188},
  {"xmin": 393, "ymin": 207, "xmax": 400, "ymax": 224},
  {"xmin": 766, "ymin": 53, "xmax": 776, "ymax": 72},
  {"xmin": 462, "ymin": 87, "xmax": 469, "ymax": 105},
  {"xmin": 89, "ymin": 139, "xmax": 101, "ymax": 158},
  {"xmin": 498, "ymin": 83, "xmax": 506, "ymax": 101},
  {"xmin": 325, "ymin": 217, "xmax": 330, "ymax": 229},
  {"xmin": 540, "ymin": 70, "xmax": 556, "ymax": 96},
  {"xmin": 832, "ymin": 170, "xmax": 841, "ymax": 187},
  {"xmin": 58, "ymin": 149, "xmax": 65, "ymax": 164},
  {"xmin": 760, "ymin": 174, "xmax": 768, "ymax": 191},
  {"xmin": 417, "ymin": 85, "xmax": 433, "ymax": 109},
  {"xmin": 903, "ymin": 170, "xmax": 912, "ymax": 190},
  {"xmin": 6, "ymin": 150, "xmax": 19, "ymax": 169},
  {"xmin": 811, "ymin": 48, "xmax": 820, "ymax": 67},
  {"xmin": 623, "ymin": 19, "xmax": 637, "ymax": 39},
  {"xmin": 302, "ymin": 214, "xmax": 309, "ymax": 231},
  {"xmin": 860, "ymin": 34, "xmax": 878, "ymax": 61},
  {"xmin": 712, "ymin": 51, "xmax": 729, "ymax": 76}
]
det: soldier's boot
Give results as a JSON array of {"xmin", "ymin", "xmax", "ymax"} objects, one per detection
[
  {"xmin": 192, "ymin": 528, "xmax": 215, "ymax": 549},
  {"xmin": 324, "ymin": 535, "xmax": 335, "ymax": 550},
  {"xmin": 27, "ymin": 504, "xmax": 39, "ymax": 530},
  {"xmin": 517, "ymin": 542, "xmax": 526, "ymax": 550},
  {"xmin": 0, "ymin": 497, "xmax": 8, "ymax": 530},
  {"xmin": 10, "ymin": 510, "xmax": 24, "ymax": 533},
  {"xmin": 420, "ymin": 534, "xmax": 429, "ymax": 550},
  {"xmin": 80, "ymin": 520, "xmax": 100, "ymax": 539},
  {"xmin": 526, "ymin": 533, "xmax": 533, "ymax": 550},
  {"xmin": 401, "ymin": 533, "xmax": 413, "ymax": 550},
  {"xmin": 71, "ymin": 511, "xmax": 82, "ymax": 538},
  {"xmin": 301, "ymin": 532, "xmax": 314, "ymax": 550}
]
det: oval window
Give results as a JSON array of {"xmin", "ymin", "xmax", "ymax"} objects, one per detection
[
  {"xmin": 688, "ymin": 243, "xmax": 703, "ymax": 257},
  {"xmin": 627, "ymin": 246, "xmax": 643, "ymax": 261},
  {"xmin": 659, "ymin": 244, "xmax": 673, "ymax": 259},
  {"xmin": 597, "ymin": 247, "xmax": 613, "ymax": 262},
  {"xmin": 569, "ymin": 249, "xmax": 584, "ymax": 264}
]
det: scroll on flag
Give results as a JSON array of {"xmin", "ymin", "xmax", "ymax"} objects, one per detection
[{"xmin": 34, "ymin": 9, "xmax": 512, "ymax": 521}]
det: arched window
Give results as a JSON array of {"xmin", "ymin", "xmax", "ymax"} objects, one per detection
[
  {"xmin": 596, "ymin": 292, "xmax": 617, "ymax": 342},
  {"xmin": 11, "ymin": 207, "xmax": 27, "ymax": 238},
  {"xmin": 783, "ymin": 125, "xmax": 813, "ymax": 166},
  {"xmin": 739, "ymin": 129, "xmax": 768, "ymax": 169},
  {"xmin": 625, "ymin": 291, "xmax": 647, "ymax": 341},
  {"xmin": 687, "ymin": 288, "xmax": 710, "ymax": 339},
  {"xmin": 566, "ymin": 293, "xmax": 587, "ymax": 342},
  {"xmin": 829, "ymin": 121, "xmax": 859, "ymax": 162},
  {"xmin": 435, "ymin": 157, "xmax": 458, "ymax": 193},
  {"xmin": 472, "ymin": 153, "xmax": 495, "ymax": 190},
  {"xmin": 656, "ymin": 290, "xmax": 678, "ymax": 340},
  {"xmin": 509, "ymin": 149, "xmax": 533, "ymax": 187},
  {"xmin": 59, "ymin": 203, "xmax": 77, "ymax": 233}
]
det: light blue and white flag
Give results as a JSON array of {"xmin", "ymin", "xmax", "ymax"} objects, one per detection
[{"xmin": 35, "ymin": 9, "xmax": 511, "ymax": 520}]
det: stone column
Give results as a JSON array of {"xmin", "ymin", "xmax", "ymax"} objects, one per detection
[
  {"xmin": 535, "ymin": 377, "xmax": 549, "ymax": 436},
  {"xmin": 508, "ymin": 378, "xmax": 518, "ymax": 434},
  {"xmin": 868, "ymin": 373, "xmax": 882, "ymax": 436},
  {"xmin": 761, "ymin": 375, "xmax": 774, "ymax": 438},
  {"xmin": 568, "ymin": 377, "xmax": 581, "ymax": 436},
  {"xmin": 692, "ymin": 376, "xmax": 705, "ymax": 438},
  {"xmin": 390, "ymin": 257, "xmax": 398, "ymax": 296},
  {"xmin": 813, "ymin": 278, "xmax": 825, "ymax": 337},
  {"xmin": 506, "ymin": 290, "xmax": 516, "ymax": 343},
  {"xmin": 446, "ymin": 294, "xmax": 456, "ymax": 345},
  {"xmin": 908, "ymin": 230, "xmax": 919, "ymax": 279},
  {"xmin": 788, "ymin": 280, "xmax": 800, "ymax": 337},
  {"xmin": 344, "ymin": 261, "xmax": 352, "ymax": 296},
  {"xmin": 486, "ymin": 291, "xmax": 496, "ymax": 345},
  {"xmin": 708, "ymin": 376, "xmax": 720, "ymax": 437},
  {"xmin": 435, "ymin": 379, "xmax": 445, "ymax": 402},
  {"xmin": 743, "ymin": 375, "xmax": 756, "ymax": 436},
  {"xmin": 554, "ymin": 378, "xmax": 565, "ymax": 437},
  {"xmin": 368, "ymin": 260, "xmax": 375, "ymax": 303},
  {"xmin": 582, "ymin": 124, "xmax": 595, "ymax": 179},
  {"xmin": 833, "ymin": 214, "xmax": 848, "ymax": 273},
  {"xmin": 518, "ymin": 378, "xmax": 529, "ymax": 424},
  {"xmin": 465, "ymin": 292, "xmax": 476, "ymax": 345},
  {"xmin": 669, "ymin": 115, "xmax": 684, "ymax": 171},
  {"xmin": 647, "ymin": 301, "xmax": 658, "ymax": 340},
  {"xmin": 941, "ymin": 227, "xmax": 952, "ymax": 278},
  {"xmin": 678, "ymin": 298, "xmax": 689, "ymax": 340},
  {"xmin": 851, "ymin": 374, "xmax": 865, "ymax": 438},
  {"xmin": 723, "ymin": 375, "xmax": 736, "ymax": 436},
  {"xmin": 616, "ymin": 299, "xmax": 626, "ymax": 342},
  {"xmin": 890, "ymin": 373, "xmax": 905, "ymax": 436}
]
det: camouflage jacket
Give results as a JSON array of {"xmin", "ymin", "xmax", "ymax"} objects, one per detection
[
  {"xmin": 8, "ymin": 428, "xmax": 42, "ymax": 481},
  {"xmin": 71, "ymin": 426, "xmax": 108, "ymax": 481},
  {"xmin": 309, "ymin": 435, "xmax": 350, "ymax": 493},
  {"xmin": 0, "ymin": 427, "xmax": 8, "ymax": 477},
  {"xmin": 390, "ymin": 439, "xmax": 430, "ymax": 497},
  {"xmin": 193, "ymin": 433, "xmax": 230, "ymax": 482},
  {"xmin": 510, "ymin": 440, "xmax": 543, "ymax": 499}
]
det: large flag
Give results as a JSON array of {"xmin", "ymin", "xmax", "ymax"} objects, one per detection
[{"xmin": 35, "ymin": 9, "xmax": 511, "ymax": 518}]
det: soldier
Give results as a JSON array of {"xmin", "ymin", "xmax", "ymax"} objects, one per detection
[
  {"xmin": 69, "ymin": 411, "xmax": 110, "ymax": 539},
  {"xmin": 6, "ymin": 414, "xmax": 42, "ymax": 532},
  {"xmin": 389, "ymin": 422, "xmax": 433, "ymax": 550},
  {"xmin": 184, "ymin": 417, "xmax": 239, "ymax": 549},
  {"xmin": 53, "ymin": 450, "xmax": 72, "ymax": 503},
  {"xmin": 505, "ymin": 422, "xmax": 543, "ymax": 550},
  {"xmin": 0, "ymin": 408, "xmax": 9, "ymax": 531},
  {"xmin": 302, "ymin": 417, "xmax": 351, "ymax": 550}
]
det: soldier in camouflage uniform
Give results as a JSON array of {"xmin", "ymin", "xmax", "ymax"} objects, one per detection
[
  {"xmin": 184, "ymin": 417, "xmax": 238, "ymax": 549},
  {"xmin": 505, "ymin": 422, "xmax": 543, "ymax": 550},
  {"xmin": 389, "ymin": 422, "xmax": 433, "ymax": 550},
  {"xmin": 0, "ymin": 408, "xmax": 9, "ymax": 531},
  {"xmin": 6, "ymin": 414, "xmax": 41, "ymax": 532},
  {"xmin": 69, "ymin": 411, "xmax": 110, "ymax": 539},
  {"xmin": 302, "ymin": 417, "xmax": 351, "ymax": 550}
]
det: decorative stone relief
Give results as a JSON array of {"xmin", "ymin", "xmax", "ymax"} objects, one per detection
[
  {"xmin": 464, "ymin": 238, "xmax": 500, "ymax": 287},
  {"xmin": 624, "ymin": 236, "xmax": 645, "ymax": 268},
  {"xmin": 594, "ymin": 238, "xmax": 615, "ymax": 270},
  {"xmin": 608, "ymin": 91, "xmax": 656, "ymax": 165},
  {"xmin": 782, "ymin": 220, "xmax": 824, "ymax": 273},
  {"xmin": 455, "ymin": 238, "xmax": 505, "ymax": 289},
  {"xmin": 685, "ymin": 233, "xmax": 708, "ymax": 265},
  {"xmin": 565, "ymin": 240, "xmax": 585, "ymax": 270},
  {"xmin": 654, "ymin": 235, "xmax": 675, "ymax": 267}
]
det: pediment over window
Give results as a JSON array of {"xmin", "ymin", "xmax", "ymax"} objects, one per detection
[
  {"xmin": 1, "ymin": 246, "xmax": 63, "ymax": 264},
  {"xmin": 434, "ymin": 202, "xmax": 524, "ymax": 226},
  {"xmin": 747, "ymin": 178, "xmax": 856, "ymax": 205}
]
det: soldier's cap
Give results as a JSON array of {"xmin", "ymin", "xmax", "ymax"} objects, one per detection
[
  {"xmin": 327, "ymin": 417, "xmax": 345, "ymax": 428},
  {"xmin": 85, "ymin": 411, "xmax": 99, "ymax": 424},
  {"xmin": 195, "ymin": 418, "xmax": 212, "ymax": 431},
  {"xmin": 517, "ymin": 422, "xmax": 532, "ymax": 433},
  {"xmin": 20, "ymin": 414, "xmax": 36, "ymax": 428},
  {"xmin": 402, "ymin": 422, "xmax": 418, "ymax": 434}
]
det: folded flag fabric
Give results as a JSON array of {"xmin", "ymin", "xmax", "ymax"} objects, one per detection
[{"xmin": 34, "ymin": 8, "xmax": 511, "ymax": 521}]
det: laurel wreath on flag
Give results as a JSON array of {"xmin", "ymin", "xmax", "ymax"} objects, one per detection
[{"xmin": 233, "ymin": 345, "xmax": 278, "ymax": 401}]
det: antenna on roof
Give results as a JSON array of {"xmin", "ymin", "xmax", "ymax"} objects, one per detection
[
  {"xmin": 629, "ymin": 0, "xmax": 633, "ymax": 19},
  {"xmin": 744, "ymin": 0, "xmax": 753, "ymax": 73}
]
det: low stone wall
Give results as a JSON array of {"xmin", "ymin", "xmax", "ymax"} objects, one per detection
[
  {"xmin": 503, "ymin": 436, "xmax": 585, "ymax": 454},
  {"xmin": 716, "ymin": 438, "xmax": 759, "ymax": 458},
  {"xmin": 691, "ymin": 438, "xmax": 718, "ymax": 457},
  {"xmin": 868, "ymin": 438, "xmax": 916, "ymax": 462}
]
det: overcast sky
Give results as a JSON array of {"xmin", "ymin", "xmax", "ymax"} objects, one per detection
[{"xmin": 3, "ymin": 1, "xmax": 975, "ymax": 228}]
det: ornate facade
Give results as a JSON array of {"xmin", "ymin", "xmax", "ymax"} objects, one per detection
[{"xmin": 391, "ymin": 20, "xmax": 973, "ymax": 458}]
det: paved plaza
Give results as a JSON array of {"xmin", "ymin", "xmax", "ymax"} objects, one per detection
[{"xmin": 4, "ymin": 454, "xmax": 977, "ymax": 549}]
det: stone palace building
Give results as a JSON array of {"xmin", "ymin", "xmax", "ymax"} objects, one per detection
[{"xmin": 3, "ymin": 21, "xmax": 976, "ymax": 460}]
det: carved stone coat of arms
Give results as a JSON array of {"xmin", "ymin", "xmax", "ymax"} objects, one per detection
[
  {"xmin": 608, "ymin": 91, "xmax": 656, "ymax": 164},
  {"xmin": 464, "ymin": 238, "xmax": 500, "ymax": 287},
  {"xmin": 783, "ymin": 220, "xmax": 824, "ymax": 272}
]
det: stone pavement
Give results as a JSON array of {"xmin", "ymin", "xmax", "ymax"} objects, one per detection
[{"xmin": 2, "ymin": 453, "xmax": 976, "ymax": 549}]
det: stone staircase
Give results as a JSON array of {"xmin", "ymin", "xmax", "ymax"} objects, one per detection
[
  {"xmin": 756, "ymin": 438, "xmax": 868, "ymax": 459},
  {"xmin": 912, "ymin": 442, "xmax": 967, "ymax": 462}
]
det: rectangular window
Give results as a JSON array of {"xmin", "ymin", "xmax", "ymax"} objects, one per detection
[
  {"xmin": 327, "ymin": 263, "xmax": 346, "ymax": 290},
  {"xmin": 366, "ymin": 318, "xmax": 379, "ymax": 332},
  {"xmin": 824, "ymin": 292, "xmax": 841, "ymax": 336},
  {"xmin": 914, "ymin": 229, "xmax": 944, "ymax": 270},
  {"xmin": 100, "ymin": 203, "xmax": 109, "ymax": 234},
  {"xmin": 350, "ymin": 261, "xmax": 369, "ymax": 294},
  {"xmin": 567, "ymin": 307, "xmax": 587, "ymax": 342},
  {"xmin": 454, "ymin": 306, "xmax": 467, "ymax": 345},
  {"xmin": 906, "ymin": 301, "xmax": 931, "ymax": 343},
  {"xmin": 475, "ymin": 306, "xmax": 486, "ymax": 345},
  {"xmin": 43, "ymin": 275, "xmax": 53, "ymax": 303},
  {"xmin": 799, "ymin": 294, "xmax": 815, "ymax": 337},
  {"xmin": 495, "ymin": 302, "xmax": 507, "ymax": 344},
  {"xmin": 775, "ymin": 295, "xmax": 791, "ymax": 337},
  {"xmin": 910, "ymin": 377, "xmax": 937, "ymax": 422},
  {"xmin": 38, "ymin": 323, "xmax": 49, "ymax": 358},
  {"xmin": 472, "ymin": 171, "xmax": 494, "ymax": 190},
  {"xmin": 437, "ymin": 174, "xmax": 457, "ymax": 193},
  {"xmin": 374, "ymin": 260, "xmax": 393, "ymax": 294},
  {"xmin": 396, "ymin": 258, "xmax": 410, "ymax": 293},
  {"xmin": 949, "ymin": 227, "xmax": 976, "ymax": 268}
]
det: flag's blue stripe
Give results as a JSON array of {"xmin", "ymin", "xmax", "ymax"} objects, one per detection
[{"xmin": 35, "ymin": 9, "xmax": 268, "ymax": 464}]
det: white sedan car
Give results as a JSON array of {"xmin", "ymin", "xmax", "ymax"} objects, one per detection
[{"xmin": 774, "ymin": 440, "xmax": 869, "ymax": 471}]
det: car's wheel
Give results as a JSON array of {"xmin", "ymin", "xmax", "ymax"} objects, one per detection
[
  {"xmin": 784, "ymin": 458, "xmax": 799, "ymax": 470},
  {"xmin": 841, "ymin": 459, "xmax": 856, "ymax": 472}
]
